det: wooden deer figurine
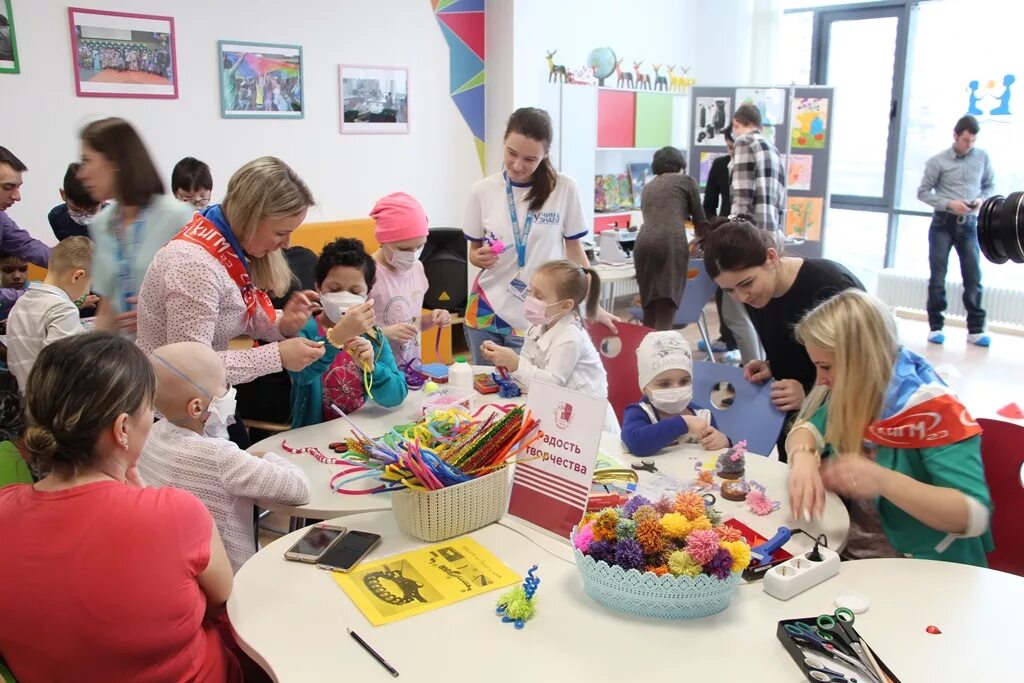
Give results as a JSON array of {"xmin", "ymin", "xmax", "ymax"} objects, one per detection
[
  {"xmin": 614, "ymin": 58, "xmax": 633, "ymax": 88},
  {"xmin": 652, "ymin": 64, "xmax": 668, "ymax": 91},
  {"xmin": 633, "ymin": 61, "xmax": 650, "ymax": 90},
  {"xmin": 668, "ymin": 65, "xmax": 683, "ymax": 91},
  {"xmin": 545, "ymin": 50, "xmax": 567, "ymax": 83},
  {"xmin": 679, "ymin": 66, "xmax": 696, "ymax": 90}
]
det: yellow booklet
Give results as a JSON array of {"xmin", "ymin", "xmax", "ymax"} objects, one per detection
[{"xmin": 331, "ymin": 537, "xmax": 520, "ymax": 626}]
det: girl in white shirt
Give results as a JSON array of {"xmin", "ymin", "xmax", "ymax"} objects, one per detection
[{"xmin": 481, "ymin": 259, "xmax": 616, "ymax": 431}]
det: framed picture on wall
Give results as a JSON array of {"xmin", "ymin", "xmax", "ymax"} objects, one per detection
[
  {"xmin": 219, "ymin": 41, "xmax": 304, "ymax": 119},
  {"xmin": 67, "ymin": 7, "xmax": 178, "ymax": 98},
  {"xmin": 339, "ymin": 65, "xmax": 409, "ymax": 134},
  {"xmin": 0, "ymin": 0, "xmax": 21, "ymax": 74}
]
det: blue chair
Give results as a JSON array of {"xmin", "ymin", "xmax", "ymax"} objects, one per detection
[
  {"xmin": 673, "ymin": 259, "xmax": 720, "ymax": 363},
  {"xmin": 691, "ymin": 360, "xmax": 786, "ymax": 456}
]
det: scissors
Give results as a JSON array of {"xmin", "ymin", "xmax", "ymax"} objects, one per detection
[
  {"xmin": 817, "ymin": 608, "xmax": 882, "ymax": 681},
  {"xmin": 784, "ymin": 623, "xmax": 879, "ymax": 683},
  {"xmin": 631, "ymin": 459, "xmax": 658, "ymax": 474},
  {"xmin": 804, "ymin": 657, "xmax": 857, "ymax": 682}
]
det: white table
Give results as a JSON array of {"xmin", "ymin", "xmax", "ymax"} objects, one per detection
[{"xmin": 229, "ymin": 510, "xmax": 1020, "ymax": 682}]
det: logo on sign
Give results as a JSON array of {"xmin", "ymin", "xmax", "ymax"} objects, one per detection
[{"xmin": 555, "ymin": 402, "xmax": 573, "ymax": 429}]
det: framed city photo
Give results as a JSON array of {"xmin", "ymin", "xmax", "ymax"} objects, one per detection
[
  {"xmin": 340, "ymin": 65, "xmax": 409, "ymax": 134},
  {"xmin": 219, "ymin": 40, "xmax": 303, "ymax": 118},
  {"xmin": 68, "ymin": 7, "xmax": 178, "ymax": 98}
]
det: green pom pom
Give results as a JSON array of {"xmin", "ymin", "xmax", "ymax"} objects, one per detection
[
  {"xmin": 706, "ymin": 507, "xmax": 722, "ymax": 526},
  {"xmin": 497, "ymin": 586, "xmax": 536, "ymax": 620},
  {"xmin": 616, "ymin": 518, "xmax": 637, "ymax": 539}
]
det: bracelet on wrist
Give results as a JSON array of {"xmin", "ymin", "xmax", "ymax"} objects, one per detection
[
  {"xmin": 789, "ymin": 444, "xmax": 821, "ymax": 466},
  {"xmin": 325, "ymin": 326, "xmax": 348, "ymax": 350}
]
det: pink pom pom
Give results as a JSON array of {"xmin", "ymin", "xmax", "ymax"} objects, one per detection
[
  {"xmin": 685, "ymin": 529, "xmax": 720, "ymax": 565},
  {"xmin": 574, "ymin": 522, "xmax": 595, "ymax": 551},
  {"xmin": 746, "ymin": 489, "xmax": 779, "ymax": 516}
]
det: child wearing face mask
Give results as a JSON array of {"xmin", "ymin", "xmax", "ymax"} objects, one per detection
[
  {"xmin": 621, "ymin": 331, "xmax": 731, "ymax": 456},
  {"xmin": 47, "ymin": 162, "xmax": 104, "ymax": 241},
  {"xmin": 368, "ymin": 192, "xmax": 450, "ymax": 379},
  {"xmin": 140, "ymin": 341, "xmax": 311, "ymax": 572},
  {"xmin": 480, "ymin": 259, "xmax": 617, "ymax": 431},
  {"xmin": 289, "ymin": 237, "xmax": 407, "ymax": 428}
]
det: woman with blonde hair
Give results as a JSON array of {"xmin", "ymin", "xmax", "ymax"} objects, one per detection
[
  {"xmin": 787, "ymin": 289, "xmax": 993, "ymax": 566},
  {"xmin": 137, "ymin": 158, "xmax": 335, "ymax": 443}
]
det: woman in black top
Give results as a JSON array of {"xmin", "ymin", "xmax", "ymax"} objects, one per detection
[{"xmin": 701, "ymin": 217, "xmax": 864, "ymax": 456}]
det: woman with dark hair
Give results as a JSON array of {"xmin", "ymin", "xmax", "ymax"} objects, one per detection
[
  {"xmin": 702, "ymin": 217, "xmax": 863, "ymax": 456},
  {"xmin": 0, "ymin": 333, "xmax": 242, "ymax": 682},
  {"xmin": 633, "ymin": 146, "xmax": 706, "ymax": 330},
  {"xmin": 78, "ymin": 117, "xmax": 193, "ymax": 334},
  {"xmin": 462, "ymin": 107, "xmax": 617, "ymax": 364}
]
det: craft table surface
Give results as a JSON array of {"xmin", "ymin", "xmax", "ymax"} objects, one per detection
[{"xmin": 229, "ymin": 510, "xmax": 1019, "ymax": 682}]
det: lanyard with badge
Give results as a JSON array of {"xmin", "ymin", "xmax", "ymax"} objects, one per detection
[
  {"xmin": 114, "ymin": 209, "xmax": 145, "ymax": 311},
  {"xmin": 504, "ymin": 171, "xmax": 533, "ymax": 302}
]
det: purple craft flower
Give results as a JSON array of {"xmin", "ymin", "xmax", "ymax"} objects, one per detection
[
  {"xmin": 586, "ymin": 540, "xmax": 616, "ymax": 564},
  {"xmin": 614, "ymin": 538, "xmax": 646, "ymax": 572},
  {"xmin": 709, "ymin": 548, "xmax": 733, "ymax": 580},
  {"xmin": 623, "ymin": 495, "xmax": 653, "ymax": 519}
]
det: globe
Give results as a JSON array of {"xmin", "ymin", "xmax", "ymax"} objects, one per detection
[{"xmin": 587, "ymin": 47, "xmax": 617, "ymax": 86}]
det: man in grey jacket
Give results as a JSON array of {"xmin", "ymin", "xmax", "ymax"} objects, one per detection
[{"xmin": 917, "ymin": 115, "xmax": 994, "ymax": 347}]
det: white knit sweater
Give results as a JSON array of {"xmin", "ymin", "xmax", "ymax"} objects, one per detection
[{"xmin": 139, "ymin": 419, "xmax": 311, "ymax": 572}]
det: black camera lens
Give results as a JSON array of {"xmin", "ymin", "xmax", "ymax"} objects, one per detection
[{"xmin": 978, "ymin": 192, "xmax": 1024, "ymax": 264}]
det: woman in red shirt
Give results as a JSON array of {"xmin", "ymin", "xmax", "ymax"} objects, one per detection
[{"xmin": 0, "ymin": 333, "xmax": 241, "ymax": 683}]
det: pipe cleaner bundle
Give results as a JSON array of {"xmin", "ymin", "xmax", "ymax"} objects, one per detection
[{"xmin": 333, "ymin": 404, "xmax": 541, "ymax": 492}]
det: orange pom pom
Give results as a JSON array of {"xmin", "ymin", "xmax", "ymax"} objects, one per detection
[
  {"xmin": 635, "ymin": 518, "xmax": 666, "ymax": 555},
  {"xmin": 648, "ymin": 565, "xmax": 670, "ymax": 576},
  {"xmin": 674, "ymin": 491, "xmax": 707, "ymax": 521},
  {"xmin": 715, "ymin": 525, "xmax": 743, "ymax": 542}
]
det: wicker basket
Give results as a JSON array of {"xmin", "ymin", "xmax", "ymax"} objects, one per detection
[
  {"xmin": 571, "ymin": 531, "xmax": 742, "ymax": 619},
  {"xmin": 392, "ymin": 467, "xmax": 511, "ymax": 542}
]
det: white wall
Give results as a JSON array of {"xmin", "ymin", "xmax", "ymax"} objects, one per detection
[{"xmin": 0, "ymin": 0, "xmax": 483, "ymax": 244}]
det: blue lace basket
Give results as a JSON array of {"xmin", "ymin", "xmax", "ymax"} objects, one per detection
[{"xmin": 571, "ymin": 531, "xmax": 742, "ymax": 620}]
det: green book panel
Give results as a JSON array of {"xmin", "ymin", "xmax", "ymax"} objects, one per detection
[{"xmin": 634, "ymin": 92, "xmax": 673, "ymax": 148}]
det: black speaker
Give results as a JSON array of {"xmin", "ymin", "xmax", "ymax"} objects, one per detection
[{"xmin": 420, "ymin": 227, "xmax": 467, "ymax": 314}]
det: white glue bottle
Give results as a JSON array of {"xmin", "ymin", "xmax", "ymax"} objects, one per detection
[{"xmin": 448, "ymin": 355, "xmax": 474, "ymax": 392}]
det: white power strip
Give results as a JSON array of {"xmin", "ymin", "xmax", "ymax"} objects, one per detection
[{"xmin": 763, "ymin": 545, "xmax": 841, "ymax": 601}]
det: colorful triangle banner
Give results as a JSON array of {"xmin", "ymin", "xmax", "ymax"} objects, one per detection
[
  {"xmin": 437, "ymin": 11, "xmax": 484, "ymax": 61},
  {"xmin": 438, "ymin": 0, "xmax": 484, "ymax": 11},
  {"xmin": 433, "ymin": 1, "xmax": 485, "ymax": 176}
]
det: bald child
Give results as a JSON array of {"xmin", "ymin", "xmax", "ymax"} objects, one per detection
[{"xmin": 139, "ymin": 341, "xmax": 311, "ymax": 572}]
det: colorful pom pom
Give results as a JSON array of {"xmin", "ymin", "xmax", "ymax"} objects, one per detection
[
  {"xmin": 660, "ymin": 512, "xmax": 692, "ymax": 540},
  {"xmin": 705, "ymin": 507, "xmax": 722, "ymax": 526},
  {"xmin": 631, "ymin": 504, "xmax": 660, "ymax": 524},
  {"xmin": 614, "ymin": 538, "xmax": 646, "ymax": 572},
  {"xmin": 616, "ymin": 518, "xmax": 637, "ymax": 540},
  {"xmin": 689, "ymin": 515, "xmax": 713, "ymax": 532},
  {"xmin": 720, "ymin": 540, "xmax": 752, "ymax": 573},
  {"xmin": 685, "ymin": 529, "xmax": 721, "ymax": 565},
  {"xmin": 746, "ymin": 488, "xmax": 780, "ymax": 516},
  {"xmin": 647, "ymin": 565, "xmax": 670, "ymax": 576},
  {"xmin": 635, "ymin": 518, "xmax": 666, "ymax": 555},
  {"xmin": 585, "ymin": 540, "xmax": 616, "ymax": 564},
  {"xmin": 654, "ymin": 496, "xmax": 676, "ymax": 514},
  {"xmin": 674, "ymin": 491, "xmax": 707, "ymax": 521},
  {"xmin": 708, "ymin": 548, "xmax": 734, "ymax": 580},
  {"xmin": 622, "ymin": 495, "xmax": 653, "ymax": 519},
  {"xmin": 714, "ymin": 525, "xmax": 743, "ymax": 543},
  {"xmin": 592, "ymin": 509, "xmax": 620, "ymax": 542},
  {"xmin": 667, "ymin": 550, "xmax": 703, "ymax": 577},
  {"xmin": 573, "ymin": 522, "xmax": 595, "ymax": 552}
]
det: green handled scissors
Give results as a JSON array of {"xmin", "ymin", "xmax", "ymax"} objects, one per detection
[{"xmin": 817, "ymin": 609, "xmax": 882, "ymax": 683}]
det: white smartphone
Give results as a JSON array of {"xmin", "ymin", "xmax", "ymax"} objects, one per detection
[{"xmin": 283, "ymin": 523, "xmax": 347, "ymax": 563}]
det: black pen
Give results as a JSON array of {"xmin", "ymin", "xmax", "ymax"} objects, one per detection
[{"xmin": 348, "ymin": 628, "xmax": 399, "ymax": 678}]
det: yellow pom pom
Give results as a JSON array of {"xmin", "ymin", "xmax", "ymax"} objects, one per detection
[
  {"xmin": 667, "ymin": 550, "xmax": 703, "ymax": 577},
  {"xmin": 660, "ymin": 512, "xmax": 692, "ymax": 540},
  {"xmin": 721, "ymin": 540, "xmax": 752, "ymax": 572},
  {"xmin": 689, "ymin": 515, "xmax": 712, "ymax": 532},
  {"xmin": 424, "ymin": 381, "xmax": 440, "ymax": 394}
]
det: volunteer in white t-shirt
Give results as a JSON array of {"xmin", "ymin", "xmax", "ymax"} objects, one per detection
[{"xmin": 462, "ymin": 107, "xmax": 617, "ymax": 364}]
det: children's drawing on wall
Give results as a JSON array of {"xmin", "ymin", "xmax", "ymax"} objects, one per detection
[
  {"xmin": 736, "ymin": 88, "xmax": 786, "ymax": 126},
  {"xmin": 786, "ymin": 154, "xmax": 813, "ymax": 191},
  {"xmin": 699, "ymin": 152, "xmax": 727, "ymax": 188},
  {"xmin": 786, "ymin": 197, "xmax": 824, "ymax": 241},
  {"xmin": 967, "ymin": 74, "xmax": 1015, "ymax": 119},
  {"xmin": 695, "ymin": 97, "xmax": 731, "ymax": 147},
  {"xmin": 791, "ymin": 97, "xmax": 828, "ymax": 149}
]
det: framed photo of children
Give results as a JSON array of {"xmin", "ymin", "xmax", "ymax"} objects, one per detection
[
  {"xmin": 0, "ymin": 0, "xmax": 20, "ymax": 74},
  {"xmin": 219, "ymin": 41, "xmax": 304, "ymax": 119},
  {"xmin": 339, "ymin": 65, "xmax": 409, "ymax": 134},
  {"xmin": 67, "ymin": 7, "xmax": 178, "ymax": 98}
]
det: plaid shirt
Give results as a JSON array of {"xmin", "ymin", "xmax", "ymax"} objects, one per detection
[{"xmin": 730, "ymin": 132, "xmax": 787, "ymax": 234}]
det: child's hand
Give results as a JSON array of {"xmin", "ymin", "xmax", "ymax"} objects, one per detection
[
  {"xmin": 347, "ymin": 336, "xmax": 375, "ymax": 371},
  {"xmin": 480, "ymin": 340, "xmax": 519, "ymax": 370},
  {"xmin": 429, "ymin": 308, "xmax": 451, "ymax": 328},
  {"xmin": 279, "ymin": 289, "xmax": 320, "ymax": 337},
  {"xmin": 469, "ymin": 243, "xmax": 498, "ymax": 269},
  {"xmin": 331, "ymin": 300, "xmax": 376, "ymax": 342},
  {"xmin": 383, "ymin": 322, "xmax": 418, "ymax": 344},
  {"xmin": 699, "ymin": 426, "xmax": 729, "ymax": 451},
  {"xmin": 82, "ymin": 294, "xmax": 100, "ymax": 309}
]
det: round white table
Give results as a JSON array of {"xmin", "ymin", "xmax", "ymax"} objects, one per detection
[{"xmin": 229, "ymin": 510, "xmax": 1020, "ymax": 682}]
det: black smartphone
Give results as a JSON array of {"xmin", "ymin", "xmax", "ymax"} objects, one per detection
[{"xmin": 316, "ymin": 530, "xmax": 382, "ymax": 573}]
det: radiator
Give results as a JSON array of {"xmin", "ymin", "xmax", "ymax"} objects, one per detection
[{"xmin": 877, "ymin": 269, "xmax": 1024, "ymax": 328}]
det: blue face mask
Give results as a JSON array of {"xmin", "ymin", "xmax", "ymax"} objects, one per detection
[{"xmin": 151, "ymin": 354, "xmax": 236, "ymax": 439}]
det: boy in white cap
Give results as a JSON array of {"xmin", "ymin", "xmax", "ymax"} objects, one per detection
[{"xmin": 621, "ymin": 331, "xmax": 730, "ymax": 456}]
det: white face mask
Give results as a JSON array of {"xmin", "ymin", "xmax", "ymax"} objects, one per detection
[
  {"xmin": 204, "ymin": 386, "xmax": 237, "ymax": 439},
  {"xmin": 387, "ymin": 247, "xmax": 418, "ymax": 272},
  {"xmin": 649, "ymin": 386, "xmax": 693, "ymax": 415},
  {"xmin": 321, "ymin": 291, "xmax": 365, "ymax": 321}
]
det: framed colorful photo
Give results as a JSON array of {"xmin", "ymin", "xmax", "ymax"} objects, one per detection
[
  {"xmin": 0, "ymin": 0, "xmax": 20, "ymax": 74},
  {"xmin": 67, "ymin": 7, "xmax": 177, "ymax": 98},
  {"xmin": 340, "ymin": 65, "xmax": 409, "ymax": 134},
  {"xmin": 219, "ymin": 41, "xmax": 303, "ymax": 119}
]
